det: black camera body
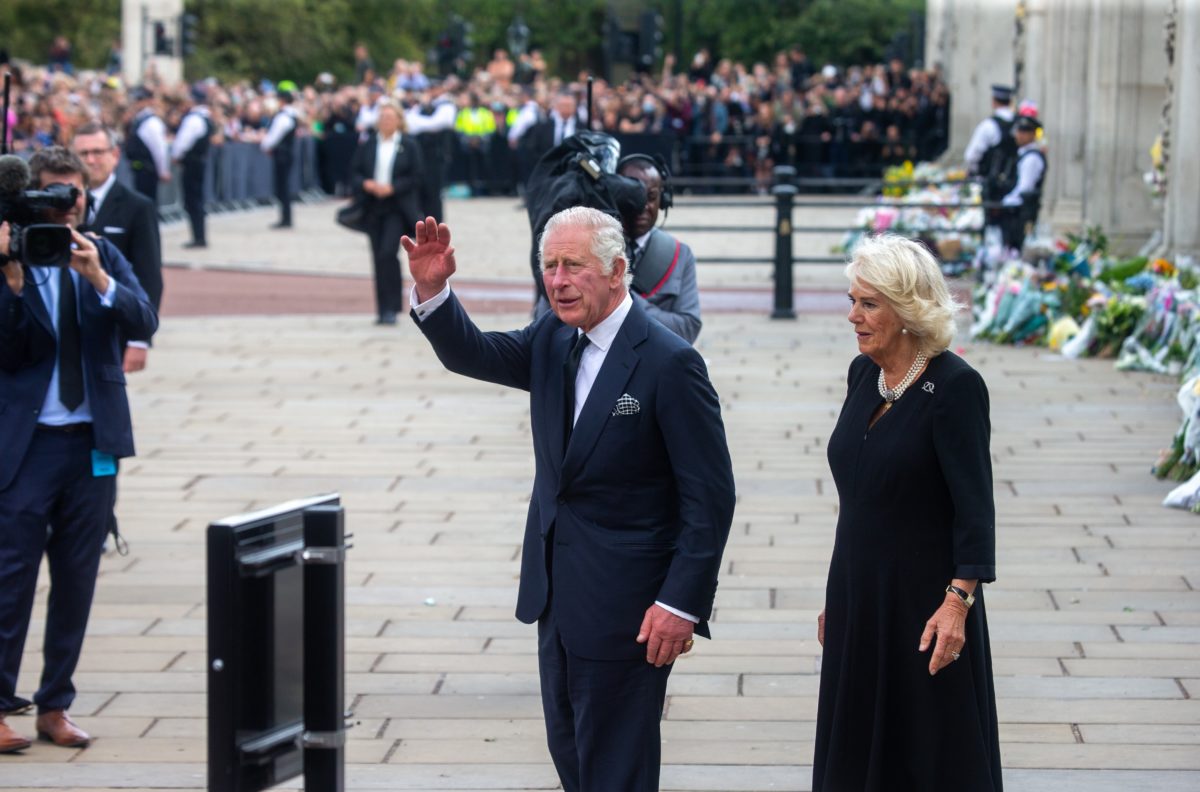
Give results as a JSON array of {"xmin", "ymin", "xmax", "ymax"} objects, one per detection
[{"xmin": 0, "ymin": 183, "xmax": 78, "ymax": 267}]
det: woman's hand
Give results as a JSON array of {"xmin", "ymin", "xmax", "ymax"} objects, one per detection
[
  {"xmin": 817, "ymin": 609, "xmax": 825, "ymax": 647},
  {"xmin": 919, "ymin": 594, "xmax": 969, "ymax": 675}
]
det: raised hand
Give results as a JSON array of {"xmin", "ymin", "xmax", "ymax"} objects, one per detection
[{"xmin": 401, "ymin": 216, "xmax": 457, "ymax": 303}]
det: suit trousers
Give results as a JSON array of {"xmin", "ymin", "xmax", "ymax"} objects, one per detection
[
  {"xmin": 0, "ymin": 428, "xmax": 116, "ymax": 714},
  {"xmin": 365, "ymin": 208, "xmax": 405, "ymax": 317},
  {"xmin": 538, "ymin": 599, "xmax": 672, "ymax": 792},
  {"xmin": 273, "ymin": 153, "xmax": 293, "ymax": 226},
  {"xmin": 182, "ymin": 160, "xmax": 206, "ymax": 244}
]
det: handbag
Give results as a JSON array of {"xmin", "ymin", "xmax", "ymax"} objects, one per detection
[{"xmin": 335, "ymin": 193, "xmax": 368, "ymax": 233}]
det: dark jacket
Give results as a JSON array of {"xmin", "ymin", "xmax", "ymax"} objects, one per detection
[
  {"xmin": 348, "ymin": 131, "xmax": 424, "ymax": 227},
  {"xmin": 0, "ymin": 237, "xmax": 158, "ymax": 489}
]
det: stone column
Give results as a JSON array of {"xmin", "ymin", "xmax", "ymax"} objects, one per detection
[
  {"xmin": 1080, "ymin": 0, "xmax": 1168, "ymax": 249},
  {"xmin": 122, "ymin": 0, "xmax": 184, "ymax": 88},
  {"xmin": 1037, "ymin": 0, "xmax": 1091, "ymax": 229},
  {"xmin": 926, "ymin": 0, "xmax": 1018, "ymax": 162},
  {"xmin": 1164, "ymin": 0, "xmax": 1200, "ymax": 258}
]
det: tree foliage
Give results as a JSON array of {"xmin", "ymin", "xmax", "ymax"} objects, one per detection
[
  {"xmin": 0, "ymin": 0, "xmax": 120, "ymax": 70},
  {"xmin": 0, "ymin": 0, "xmax": 925, "ymax": 85}
]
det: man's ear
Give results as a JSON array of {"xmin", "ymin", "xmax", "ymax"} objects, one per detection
[{"xmin": 612, "ymin": 256, "xmax": 628, "ymax": 284}]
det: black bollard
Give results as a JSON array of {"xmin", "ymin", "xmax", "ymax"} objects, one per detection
[
  {"xmin": 303, "ymin": 505, "xmax": 346, "ymax": 792},
  {"xmin": 771, "ymin": 182, "xmax": 798, "ymax": 319}
]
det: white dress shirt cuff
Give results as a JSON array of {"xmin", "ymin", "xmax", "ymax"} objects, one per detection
[
  {"xmin": 127, "ymin": 340, "xmax": 150, "ymax": 349},
  {"xmin": 655, "ymin": 601, "xmax": 700, "ymax": 623},
  {"xmin": 411, "ymin": 282, "xmax": 452, "ymax": 320},
  {"xmin": 98, "ymin": 277, "xmax": 118, "ymax": 307}
]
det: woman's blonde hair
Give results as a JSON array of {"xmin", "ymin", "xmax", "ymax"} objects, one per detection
[
  {"xmin": 845, "ymin": 234, "xmax": 962, "ymax": 355},
  {"xmin": 376, "ymin": 99, "xmax": 407, "ymax": 132}
]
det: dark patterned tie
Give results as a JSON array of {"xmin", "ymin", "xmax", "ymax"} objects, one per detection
[
  {"xmin": 58, "ymin": 268, "xmax": 84, "ymax": 411},
  {"xmin": 563, "ymin": 332, "xmax": 590, "ymax": 448}
]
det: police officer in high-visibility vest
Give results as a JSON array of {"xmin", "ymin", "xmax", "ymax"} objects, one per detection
[
  {"xmin": 261, "ymin": 81, "xmax": 299, "ymax": 229},
  {"xmin": 455, "ymin": 94, "xmax": 496, "ymax": 196},
  {"xmin": 1001, "ymin": 115, "xmax": 1047, "ymax": 251}
]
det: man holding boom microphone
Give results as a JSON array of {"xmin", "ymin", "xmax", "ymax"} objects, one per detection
[{"xmin": 0, "ymin": 147, "xmax": 157, "ymax": 753}]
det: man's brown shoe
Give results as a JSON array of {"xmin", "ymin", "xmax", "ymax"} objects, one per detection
[
  {"xmin": 35, "ymin": 710, "xmax": 90, "ymax": 748},
  {"xmin": 0, "ymin": 716, "xmax": 32, "ymax": 753}
]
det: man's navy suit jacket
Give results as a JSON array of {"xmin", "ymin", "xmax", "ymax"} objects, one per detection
[
  {"xmin": 414, "ymin": 292, "xmax": 736, "ymax": 661},
  {"xmin": 0, "ymin": 237, "xmax": 159, "ymax": 491}
]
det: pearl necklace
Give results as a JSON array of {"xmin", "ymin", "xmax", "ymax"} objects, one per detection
[{"xmin": 877, "ymin": 351, "xmax": 927, "ymax": 402}]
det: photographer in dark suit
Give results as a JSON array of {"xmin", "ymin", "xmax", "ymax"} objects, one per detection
[
  {"xmin": 349, "ymin": 100, "xmax": 423, "ymax": 324},
  {"xmin": 0, "ymin": 147, "xmax": 158, "ymax": 753},
  {"xmin": 72, "ymin": 124, "xmax": 162, "ymax": 373},
  {"xmin": 404, "ymin": 209, "xmax": 735, "ymax": 791}
]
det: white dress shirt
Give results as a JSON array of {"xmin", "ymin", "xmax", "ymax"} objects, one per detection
[
  {"xmin": 32, "ymin": 266, "xmax": 117, "ymax": 425},
  {"xmin": 170, "ymin": 106, "xmax": 211, "ymax": 161},
  {"xmin": 374, "ymin": 132, "xmax": 401, "ymax": 185},
  {"xmin": 87, "ymin": 173, "xmax": 117, "ymax": 225},
  {"xmin": 135, "ymin": 111, "xmax": 172, "ymax": 177},
  {"xmin": 404, "ymin": 100, "xmax": 457, "ymax": 134},
  {"xmin": 413, "ymin": 284, "xmax": 698, "ymax": 624},
  {"xmin": 963, "ymin": 107, "xmax": 1014, "ymax": 172},
  {"xmin": 260, "ymin": 107, "xmax": 297, "ymax": 153},
  {"xmin": 1002, "ymin": 143, "xmax": 1046, "ymax": 207}
]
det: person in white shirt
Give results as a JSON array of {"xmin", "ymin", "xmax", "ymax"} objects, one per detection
[
  {"xmin": 963, "ymin": 84, "xmax": 1015, "ymax": 176},
  {"xmin": 1001, "ymin": 115, "xmax": 1047, "ymax": 251},
  {"xmin": 261, "ymin": 82, "xmax": 299, "ymax": 229},
  {"xmin": 348, "ymin": 101, "xmax": 424, "ymax": 325},
  {"xmin": 170, "ymin": 85, "xmax": 214, "ymax": 248},
  {"xmin": 123, "ymin": 87, "xmax": 171, "ymax": 203}
]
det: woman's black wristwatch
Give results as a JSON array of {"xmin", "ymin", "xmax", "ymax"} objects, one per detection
[{"xmin": 946, "ymin": 584, "xmax": 975, "ymax": 608}]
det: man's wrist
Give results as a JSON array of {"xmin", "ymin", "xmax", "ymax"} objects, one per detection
[{"xmin": 414, "ymin": 281, "xmax": 447, "ymax": 304}]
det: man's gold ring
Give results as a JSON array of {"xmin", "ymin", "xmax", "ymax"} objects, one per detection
[{"xmin": 684, "ymin": 639, "xmax": 694, "ymax": 649}]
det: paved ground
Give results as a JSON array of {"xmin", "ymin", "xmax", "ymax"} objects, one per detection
[{"xmin": 3, "ymin": 198, "xmax": 1199, "ymax": 790}]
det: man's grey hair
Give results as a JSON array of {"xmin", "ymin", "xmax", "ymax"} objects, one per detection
[
  {"xmin": 72, "ymin": 123, "xmax": 119, "ymax": 149},
  {"xmin": 538, "ymin": 206, "xmax": 630, "ymax": 287}
]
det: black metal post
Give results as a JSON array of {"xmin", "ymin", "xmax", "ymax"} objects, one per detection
[
  {"xmin": 303, "ymin": 505, "xmax": 346, "ymax": 792},
  {"xmin": 771, "ymin": 182, "xmax": 798, "ymax": 320}
]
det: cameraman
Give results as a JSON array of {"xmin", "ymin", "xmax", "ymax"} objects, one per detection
[{"xmin": 0, "ymin": 147, "xmax": 157, "ymax": 753}]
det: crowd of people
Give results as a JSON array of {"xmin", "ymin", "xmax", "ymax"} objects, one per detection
[{"xmin": 2, "ymin": 42, "xmax": 951, "ymax": 198}]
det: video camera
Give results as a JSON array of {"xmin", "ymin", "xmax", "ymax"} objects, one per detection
[{"xmin": 0, "ymin": 154, "xmax": 76, "ymax": 268}]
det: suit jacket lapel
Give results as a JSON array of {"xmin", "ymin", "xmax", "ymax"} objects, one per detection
[
  {"xmin": 547, "ymin": 323, "xmax": 575, "ymax": 470},
  {"xmin": 92, "ymin": 184, "xmax": 119, "ymax": 231},
  {"xmin": 24, "ymin": 274, "xmax": 54, "ymax": 337},
  {"xmin": 559, "ymin": 304, "xmax": 648, "ymax": 487}
]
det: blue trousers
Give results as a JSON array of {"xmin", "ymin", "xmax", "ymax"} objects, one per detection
[
  {"xmin": 538, "ymin": 600, "xmax": 673, "ymax": 792},
  {"xmin": 0, "ymin": 428, "xmax": 115, "ymax": 714}
]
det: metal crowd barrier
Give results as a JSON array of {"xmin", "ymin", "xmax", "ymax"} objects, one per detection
[
  {"xmin": 671, "ymin": 166, "xmax": 997, "ymax": 319},
  {"xmin": 116, "ymin": 137, "xmax": 323, "ymax": 223}
]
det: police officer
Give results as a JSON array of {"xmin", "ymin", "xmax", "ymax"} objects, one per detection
[
  {"xmin": 123, "ymin": 87, "xmax": 171, "ymax": 204},
  {"xmin": 261, "ymin": 81, "xmax": 299, "ymax": 229},
  {"xmin": 405, "ymin": 79, "xmax": 457, "ymax": 221},
  {"xmin": 1001, "ymin": 115, "xmax": 1047, "ymax": 251},
  {"xmin": 171, "ymin": 84, "xmax": 214, "ymax": 249},
  {"xmin": 963, "ymin": 84, "xmax": 1015, "ymax": 176}
]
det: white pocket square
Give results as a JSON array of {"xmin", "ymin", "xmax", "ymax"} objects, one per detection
[{"xmin": 612, "ymin": 394, "xmax": 640, "ymax": 416}]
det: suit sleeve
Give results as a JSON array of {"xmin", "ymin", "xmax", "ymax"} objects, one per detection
[
  {"xmin": 932, "ymin": 364, "xmax": 996, "ymax": 582},
  {"xmin": 653, "ymin": 345, "xmax": 736, "ymax": 620},
  {"xmin": 636, "ymin": 244, "xmax": 702, "ymax": 344},
  {"xmin": 0, "ymin": 282, "xmax": 38, "ymax": 373},
  {"xmin": 127, "ymin": 198, "xmax": 163, "ymax": 333},
  {"xmin": 99, "ymin": 240, "xmax": 159, "ymax": 342},
  {"xmin": 411, "ymin": 290, "xmax": 536, "ymax": 392}
]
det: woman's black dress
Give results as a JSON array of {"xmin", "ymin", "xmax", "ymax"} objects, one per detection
[{"xmin": 814, "ymin": 351, "xmax": 1003, "ymax": 791}]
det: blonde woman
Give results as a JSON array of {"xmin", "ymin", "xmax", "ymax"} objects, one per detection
[
  {"xmin": 349, "ymin": 100, "xmax": 423, "ymax": 324},
  {"xmin": 814, "ymin": 235, "xmax": 1002, "ymax": 791}
]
